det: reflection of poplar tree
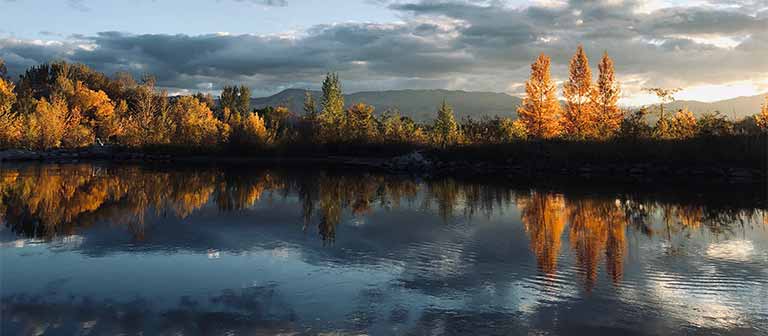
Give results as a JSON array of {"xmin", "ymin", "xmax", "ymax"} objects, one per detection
[{"xmin": 518, "ymin": 192, "xmax": 567, "ymax": 275}]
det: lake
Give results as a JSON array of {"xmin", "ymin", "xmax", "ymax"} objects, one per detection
[{"xmin": 1, "ymin": 163, "xmax": 766, "ymax": 335}]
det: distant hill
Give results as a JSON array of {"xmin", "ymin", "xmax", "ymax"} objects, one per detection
[
  {"xmin": 664, "ymin": 94, "xmax": 766, "ymax": 119},
  {"xmin": 250, "ymin": 88, "xmax": 765, "ymax": 122},
  {"xmin": 251, "ymin": 89, "xmax": 521, "ymax": 122}
]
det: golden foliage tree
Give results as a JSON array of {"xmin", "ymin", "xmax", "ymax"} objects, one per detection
[
  {"xmin": 669, "ymin": 108, "xmax": 699, "ymax": 139},
  {"xmin": 240, "ymin": 112, "xmax": 269, "ymax": 146},
  {"xmin": 562, "ymin": 45, "xmax": 596, "ymax": 139},
  {"xmin": 0, "ymin": 75, "xmax": 21, "ymax": 147},
  {"xmin": 756, "ymin": 95, "xmax": 768, "ymax": 131},
  {"xmin": 517, "ymin": 53, "xmax": 561, "ymax": 139},
  {"xmin": 594, "ymin": 52, "xmax": 622, "ymax": 139},
  {"xmin": 168, "ymin": 96, "xmax": 222, "ymax": 146},
  {"xmin": 24, "ymin": 97, "xmax": 68, "ymax": 150},
  {"xmin": 345, "ymin": 102, "xmax": 377, "ymax": 142},
  {"xmin": 70, "ymin": 81, "xmax": 120, "ymax": 141}
]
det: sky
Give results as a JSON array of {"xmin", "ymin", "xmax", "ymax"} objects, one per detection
[{"xmin": 1, "ymin": 0, "xmax": 767, "ymax": 105}]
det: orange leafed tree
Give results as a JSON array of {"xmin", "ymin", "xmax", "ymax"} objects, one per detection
[
  {"xmin": 70, "ymin": 81, "xmax": 121, "ymax": 140},
  {"xmin": 518, "ymin": 191, "xmax": 567, "ymax": 275},
  {"xmin": 168, "ymin": 96, "xmax": 222, "ymax": 146},
  {"xmin": 562, "ymin": 45, "xmax": 596, "ymax": 139},
  {"xmin": 756, "ymin": 95, "xmax": 768, "ymax": 131},
  {"xmin": 594, "ymin": 52, "xmax": 622, "ymax": 140},
  {"xmin": 517, "ymin": 53, "xmax": 562, "ymax": 139}
]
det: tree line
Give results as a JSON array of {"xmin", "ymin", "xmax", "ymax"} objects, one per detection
[{"xmin": 0, "ymin": 51, "xmax": 767, "ymax": 152}]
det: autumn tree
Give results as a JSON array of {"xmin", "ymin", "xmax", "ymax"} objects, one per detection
[
  {"xmin": 168, "ymin": 96, "xmax": 222, "ymax": 146},
  {"xmin": 70, "ymin": 81, "xmax": 121, "ymax": 141},
  {"xmin": 0, "ymin": 69, "xmax": 20, "ymax": 147},
  {"xmin": 380, "ymin": 110, "xmax": 424, "ymax": 144},
  {"xmin": 562, "ymin": 45, "xmax": 596, "ymax": 139},
  {"xmin": 517, "ymin": 53, "xmax": 561, "ymax": 139},
  {"xmin": 668, "ymin": 108, "xmax": 699, "ymax": 139},
  {"xmin": 24, "ymin": 97, "xmax": 68, "ymax": 150},
  {"xmin": 318, "ymin": 73, "xmax": 345, "ymax": 142},
  {"xmin": 345, "ymin": 102, "xmax": 377, "ymax": 142},
  {"xmin": 594, "ymin": 52, "xmax": 622, "ymax": 139},
  {"xmin": 433, "ymin": 100, "xmax": 461, "ymax": 147},
  {"xmin": 756, "ymin": 95, "xmax": 768, "ymax": 131},
  {"xmin": 240, "ymin": 112, "xmax": 269, "ymax": 146}
]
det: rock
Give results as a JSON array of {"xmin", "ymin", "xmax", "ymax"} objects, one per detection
[{"xmin": 387, "ymin": 151, "xmax": 432, "ymax": 172}]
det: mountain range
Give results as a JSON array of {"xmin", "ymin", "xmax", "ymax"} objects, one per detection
[{"xmin": 251, "ymin": 88, "xmax": 765, "ymax": 122}]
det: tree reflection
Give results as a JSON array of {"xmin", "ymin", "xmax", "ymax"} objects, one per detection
[
  {"xmin": 517, "ymin": 191, "xmax": 567, "ymax": 275},
  {"xmin": 0, "ymin": 164, "xmax": 762, "ymax": 290}
]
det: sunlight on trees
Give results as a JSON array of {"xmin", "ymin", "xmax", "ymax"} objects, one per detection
[
  {"xmin": 169, "ymin": 96, "xmax": 223, "ymax": 147},
  {"xmin": 756, "ymin": 95, "xmax": 768, "ymax": 131},
  {"xmin": 0, "ymin": 56, "xmax": 763, "ymax": 152},
  {"xmin": 562, "ymin": 45, "xmax": 596, "ymax": 140},
  {"xmin": 319, "ymin": 73, "xmax": 345, "ymax": 143},
  {"xmin": 345, "ymin": 102, "xmax": 377, "ymax": 142},
  {"xmin": 594, "ymin": 52, "xmax": 622, "ymax": 140},
  {"xmin": 517, "ymin": 54, "xmax": 562, "ymax": 139},
  {"xmin": 432, "ymin": 100, "xmax": 461, "ymax": 147},
  {"xmin": 0, "ymin": 74, "xmax": 20, "ymax": 147}
]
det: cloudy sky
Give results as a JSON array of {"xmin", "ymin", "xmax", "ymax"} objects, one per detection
[{"xmin": 1, "ymin": 0, "xmax": 766, "ymax": 104}]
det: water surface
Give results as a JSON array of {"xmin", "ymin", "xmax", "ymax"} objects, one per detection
[{"xmin": 1, "ymin": 164, "xmax": 766, "ymax": 335}]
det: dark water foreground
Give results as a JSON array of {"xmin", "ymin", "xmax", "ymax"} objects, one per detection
[{"xmin": 0, "ymin": 163, "xmax": 766, "ymax": 335}]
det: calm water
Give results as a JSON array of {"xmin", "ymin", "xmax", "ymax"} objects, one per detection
[{"xmin": 1, "ymin": 164, "xmax": 766, "ymax": 335}]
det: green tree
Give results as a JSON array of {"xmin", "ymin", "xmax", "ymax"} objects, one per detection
[
  {"xmin": 220, "ymin": 85, "xmax": 251, "ymax": 119},
  {"xmin": 697, "ymin": 112, "xmax": 734, "ymax": 137},
  {"xmin": 319, "ymin": 73, "xmax": 345, "ymax": 142},
  {"xmin": 304, "ymin": 90, "xmax": 317, "ymax": 119},
  {"xmin": 433, "ymin": 100, "xmax": 461, "ymax": 147},
  {"xmin": 500, "ymin": 118, "xmax": 528, "ymax": 141},
  {"xmin": 620, "ymin": 107, "xmax": 651, "ymax": 139}
]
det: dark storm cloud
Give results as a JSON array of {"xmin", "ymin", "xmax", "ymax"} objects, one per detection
[{"xmin": 0, "ymin": 0, "xmax": 766, "ymax": 95}]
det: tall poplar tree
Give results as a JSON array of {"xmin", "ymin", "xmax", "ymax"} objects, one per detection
[
  {"xmin": 562, "ymin": 45, "xmax": 596, "ymax": 139},
  {"xmin": 594, "ymin": 52, "xmax": 622, "ymax": 139},
  {"xmin": 517, "ymin": 53, "xmax": 561, "ymax": 139},
  {"xmin": 319, "ymin": 73, "xmax": 345, "ymax": 142}
]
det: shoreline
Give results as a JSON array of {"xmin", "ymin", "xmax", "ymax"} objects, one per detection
[{"xmin": 0, "ymin": 147, "xmax": 764, "ymax": 185}]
